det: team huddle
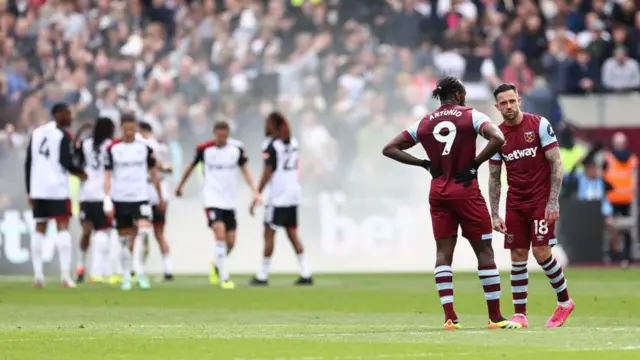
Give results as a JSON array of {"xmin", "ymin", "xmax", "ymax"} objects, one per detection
[
  {"xmin": 26, "ymin": 77, "xmax": 574, "ymax": 329},
  {"xmin": 25, "ymin": 105, "xmax": 312, "ymax": 291},
  {"xmin": 383, "ymin": 77, "xmax": 575, "ymax": 329}
]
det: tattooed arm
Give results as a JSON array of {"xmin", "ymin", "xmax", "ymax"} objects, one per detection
[
  {"xmin": 544, "ymin": 147, "xmax": 563, "ymax": 223},
  {"xmin": 488, "ymin": 163, "xmax": 507, "ymax": 233},
  {"xmin": 488, "ymin": 164, "xmax": 502, "ymax": 218}
]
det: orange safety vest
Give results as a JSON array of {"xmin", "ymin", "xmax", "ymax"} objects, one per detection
[{"xmin": 604, "ymin": 152, "xmax": 637, "ymax": 205}]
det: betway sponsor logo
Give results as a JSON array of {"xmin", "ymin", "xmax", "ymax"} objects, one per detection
[
  {"xmin": 429, "ymin": 109, "xmax": 462, "ymax": 120},
  {"xmin": 502, "ymin": 147, "xmax": 538, "ymax": 161}
]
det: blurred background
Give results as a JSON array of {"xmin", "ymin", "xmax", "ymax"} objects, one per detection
[{"xmin": 0, "ymin": 0, "xmax": 637, "ymax": 275}]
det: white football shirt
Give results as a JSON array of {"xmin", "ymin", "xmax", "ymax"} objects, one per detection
[
  {"xmin": 105, "ymin": 139, "xmax": 156, "ymax": 203},
  {"xmin": 76, "ymin": 137, "xmax": 110, "ymax": 202},
  {"xmin": 263, "ymin": 137, "xmax": 301, "ymax": 207},
  {"xmin": 192, "ymin": 138, "xmax": 247, "ymax": 210},
  {"xmin": 135, "ymin": 133, "xmax": 169, "ymax": 205},
  {"xmin": 26, "ymin": 121, "xmax": 82, "ymax": 200}
]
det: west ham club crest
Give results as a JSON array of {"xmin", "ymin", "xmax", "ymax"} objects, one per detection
[{"xmin": 524, "ymin": 131, "xmax": 535, "ymax": 143}]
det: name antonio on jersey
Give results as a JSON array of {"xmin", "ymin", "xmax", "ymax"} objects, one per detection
[
  {"xmin": 429, "ymin": 109, "xmax": 463, "ymax": 120},
  {"xmin": 502, "ymin": 146, "xmax": 538, "ymax": 162}
]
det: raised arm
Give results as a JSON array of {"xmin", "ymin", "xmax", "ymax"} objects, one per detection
[
  {"xmin": 476, "ymin": 123, "xmax": 505, "ymax": 165},
  {"xmin": 382, "ymin": 119, "xmax": 431, "ymax": 170}
]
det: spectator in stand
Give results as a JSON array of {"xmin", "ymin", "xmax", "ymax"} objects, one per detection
[
  {"xmin": 603, "ymin": 132, "xmax": 638, "ymax": 266},
  {"xmin": 564, "ymin": 48, "xmax": 600, "ymax": 94},
  {"xmin": 601, "ymin": 46, "xmax": 640, "ymax": 92},
  {"xmin": 502, "ymin": 51, "xmax": 534, "ymax": 94}
]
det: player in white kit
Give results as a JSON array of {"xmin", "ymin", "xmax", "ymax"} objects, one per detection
[
  {"xmin": 104, "ymin": 114, "xmax": 164, "ymax": 291},
  {"xmin": 25, "ymin": 103, "xmax": 87, "ymax": 288},
  {"xmin": 175, "ymin": 121, "xmax": 261, "ymax": 289},
  {"xmin": 73, "ymin": 117, "xmax": 115, "ymax": 283},
  {"xmin": 249, "ymin": 112, "xmax": 313, "ymax": 286},
  {"xmin": 136, "ymin": 122, "xmax": 174, "ymax": 281}
]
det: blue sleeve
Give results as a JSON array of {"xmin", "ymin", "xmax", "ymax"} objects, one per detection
[
  {"xmin": 404, "ymin": 120, "xmax": 421, "ymax": 143},
  {"xmin": 538, "ymin": 117, "xmax": 558, "ymax": 149},
  {"xmin": 471, "ymin": 109, "xmax": 492, "ymax": 134},
  {"xmin": 601, "ymin": 197, "xmax": 613, "ymax": 217}
]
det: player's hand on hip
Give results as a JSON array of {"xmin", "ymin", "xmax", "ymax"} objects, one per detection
[
  {"xmin": 453, "ymin": 160, "xmax": 479, "ymax": 187},
  {"xmin": 492, "ymin": 217, "xmax": 507, "ymax": 233},
  {"xmin": 545, "ymin": 201, "xmax": 560, "ymax": 224}
]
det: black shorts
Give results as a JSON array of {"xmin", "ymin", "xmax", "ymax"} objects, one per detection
[
  {"xmin": 113, "ymin": 201, "xmax": 152, "ymax": 230},
  {"xmin": 613, "ymin": 204, "xmax": 631, "ymax": 216},
  {"xmin": 31, "ymin": 199, "xmax": 71, "ymax": 222},
  {"xmin": 264, "ymin": 206, "xmax": 298, "ymax": 228},
  {"xmin": 80, "ymin": 201, "xmax": 111, "ymax": 230},
  {"xmin": 205, "ymin": 207, "xmax": 237, "ymax": 231},
  {"xmin": 153, "ymin": 204, "xmax": 166, "ymax": 225}
]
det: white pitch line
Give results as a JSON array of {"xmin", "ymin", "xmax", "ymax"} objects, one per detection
[{"xmin": 234, "ymin": 346, "xmax": 640, "ymax": 360}]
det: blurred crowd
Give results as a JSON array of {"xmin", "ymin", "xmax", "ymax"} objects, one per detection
[{"xmin": 1, "ymin": 0, "xmax": 640, "ymax": 195}]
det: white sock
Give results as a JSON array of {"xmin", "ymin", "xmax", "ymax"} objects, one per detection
[
  {"xmin": 30, "ymin": 232, "xmax": 45, "ymax": 280},
  {"xmin": 77, "ymin": 250, "xmax": 87, "ymax": 269},
  {"xmin": 215, "ymin": 240, "xmax": 229, "ymax": 282},
  {"xmin": 256, "ymin": 257, "xmax": 271, "ymax": 281},
  {"xmin": 91, "ymin": 231, "xmax": 109, "ymax": 277},
  {"xmin": 56, "ymin": 231, "xmax": 73, "ymax": 282},
  {"xmin": 133, "ymin": 233, "xmax": 146, "ymax": 277},
  {"xmin": 120, "ymin": 236, "xmax": 132, "ymax": 282},
  {"xmin": 109, "ymin": 231, "xmax": 122, "ymax": 276},
  {"xmin": 297, "ymin": 253, "xmax": 312, "ymax": 278},
  {"xmin": 163, "ymin": 253, "xmax": 173, "ymax": 275}
]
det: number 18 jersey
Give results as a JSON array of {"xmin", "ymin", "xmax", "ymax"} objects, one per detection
[{"xmin": 403, "ymin": 105, "xmax": 492, "ymax": 199}]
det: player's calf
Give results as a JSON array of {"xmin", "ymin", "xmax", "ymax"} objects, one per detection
[
  {"xmin": 286, "ymin": 226, "xmax": 312, "ymax": 285},
  {"xmin": 534, "ymin": 247, "xmax": 575, "ymax": 327},
  {"xmin": 510, "ymin": 248, "xmax": 530, "ymax": 318}
]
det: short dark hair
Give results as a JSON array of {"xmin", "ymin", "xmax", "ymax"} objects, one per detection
[
  {"xmin": 431, "ymin": 76, "xmax": 465, "ymax": 102},
  {"xmin": 51, "ymin": 103, "xmax": 68, "ymax": 117},
  {"xmin": 121, "ymin": 113, "xmax": 136, "ymax": 123},
  {"xmin": 493, "ymin": 83, "xmax": 518, "ymax": 100},
  {"xmin": 138, "ymin": 121, "xmax": 153, "ymax": 133},
  {"xmin": 213, "ymin": 121, "xmax": 230, "ymax": 131}
]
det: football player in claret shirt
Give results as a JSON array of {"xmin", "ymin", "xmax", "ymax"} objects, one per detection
[
  {"xmin": 488, "ymin": 84, "xmax": 575, "ymax": 328},
  {"xmin": 383, "ymin": 77, "xmax": 521, "ymax": 330}
]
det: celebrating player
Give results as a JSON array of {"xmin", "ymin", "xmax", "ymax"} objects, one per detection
[
  {"xmin": 382, "ymin": 77, "xmax": 521, "ymax": 330},
  {"xmin": 248, "ymin": 112, "xmax": 313, "ymax": 286},
  {"xmin": 104, "ymin": 114, "xmax": 164, "ymax": 291},
  {"xmin": 25, "ymin": 103, "xmax": 87, "ymax": 288},
  {"xmin": 136, "ymin": 122, "xmax": 174, "ymax": 281},
  {"xmin": 74, "ymin": 117, "xmax": 115, "ymax": 283},
  {"xmin": 488, "ymin": 84, "xmax": 575, "ymax": 328},
  {"xmin": 175, "ymin": 121, "xmax": 261, "ymax": 289}
]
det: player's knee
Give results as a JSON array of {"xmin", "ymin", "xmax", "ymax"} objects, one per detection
[
  {"xmin": 511, "ymin": 248, "xmax": 529, "ymax": 261},
  {"xmin": 532, "ymin": 246, "xmax": 552, "ymax": 262}
]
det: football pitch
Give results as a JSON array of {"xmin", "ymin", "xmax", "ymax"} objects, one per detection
[{"xmin": 0, "ymin": 269, "xmax": 639, "ymax": 360}]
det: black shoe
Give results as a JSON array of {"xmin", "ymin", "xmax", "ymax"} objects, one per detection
[
  {"xmin": 294, "ymin": 276, "xmax": 313, "ymax": 286},
  {"xmin": 248, "ymin": 277, "xmax": 268, "ymax": 286},
  {"xmin": 163, "ymin": 274, "xmax": 174, "ymax": 281},
  {"xmin": 75, "ymin": 272, "xmax": 85, "ymax": 283}
]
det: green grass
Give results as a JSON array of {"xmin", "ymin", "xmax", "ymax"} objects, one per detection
[{"xmin": 1, "ymin": 269, "xmax": 639, "ymax": 360}]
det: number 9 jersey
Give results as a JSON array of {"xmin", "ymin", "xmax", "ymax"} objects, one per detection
[
  {"xmin": 403, "ymin": 105, "xmax": 492, "ymax": 200},
  {"xmin": 75, "ymin": 137, "xmax": 110, "ymax": 202}
]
